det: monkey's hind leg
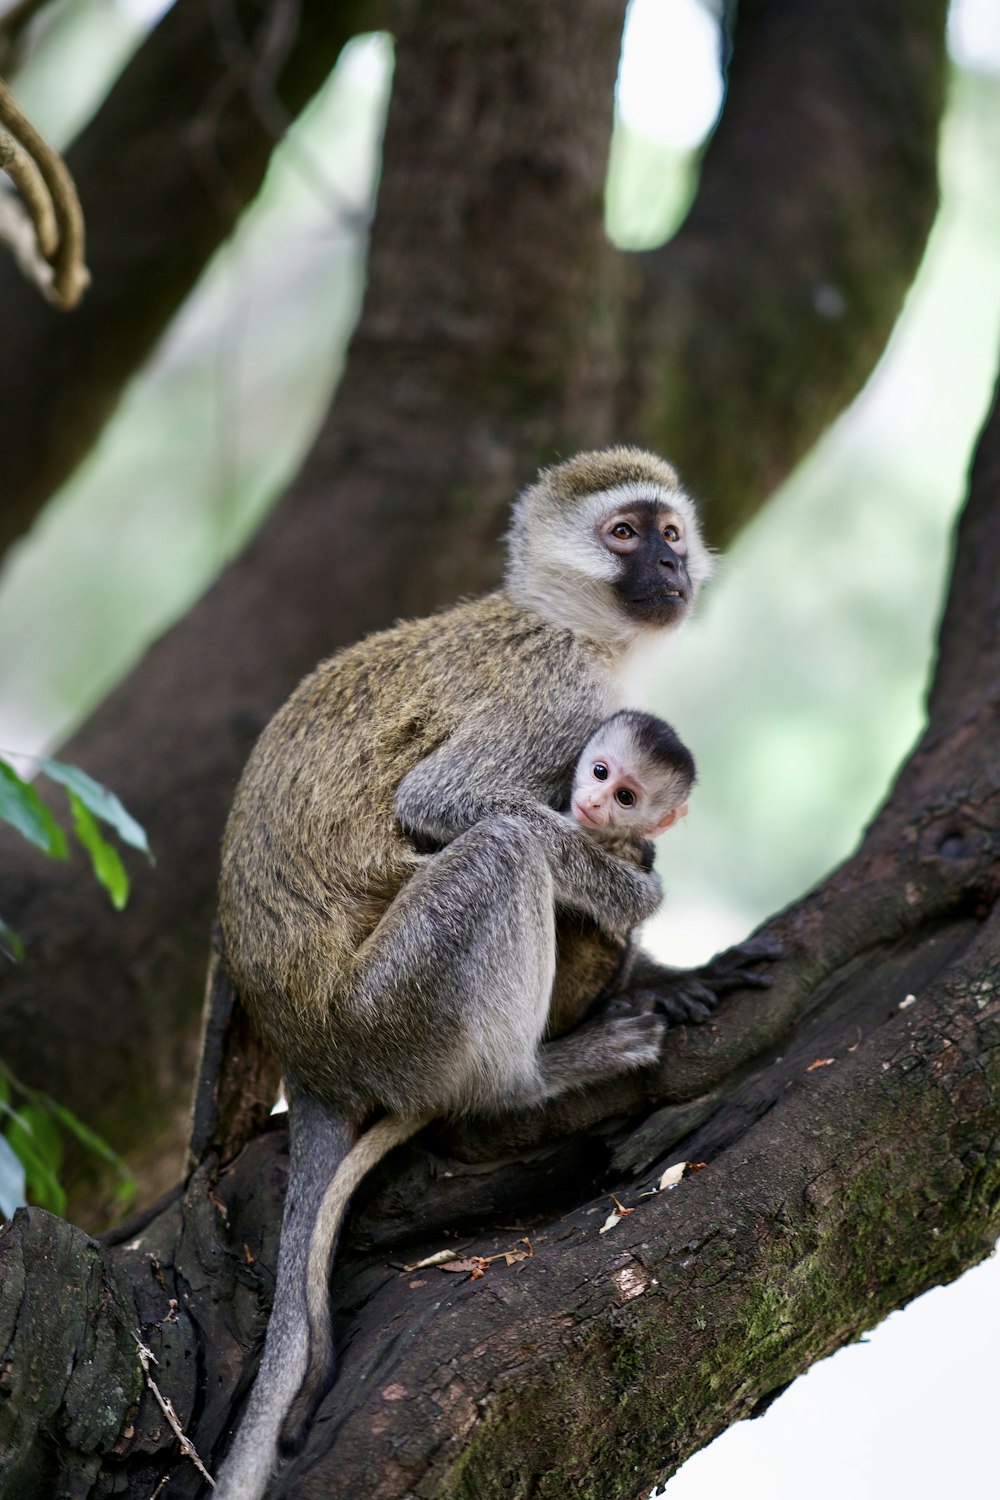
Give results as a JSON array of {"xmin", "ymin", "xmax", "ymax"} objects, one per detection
[{"xmin": 351, "ymin": 813, "xmax": 559, "ymax": 1117}]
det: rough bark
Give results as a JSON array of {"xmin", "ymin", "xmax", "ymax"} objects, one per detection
[
  {"xmin": 0, "ymin": 0, "xmax": 380, "ymax": 558},
  {"xmin": 0, "ymin": 377, "xmax": 996, "ymax": 1500},
  {"xmin": 0, "ymin": 0, "xmax": 950, "ymax": 1210}
]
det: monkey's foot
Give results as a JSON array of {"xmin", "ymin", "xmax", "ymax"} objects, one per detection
[
  {"xmin": 624, "ymin": 936, "xmax": 782, "ymax": 1026},
  {"xmin": 540, "ymin": 1008, "xmax": 666, "ymax": 1097},
  {"xmin": 597, "ymin": 1008, "xmax": 668, "ymax": 1071}
]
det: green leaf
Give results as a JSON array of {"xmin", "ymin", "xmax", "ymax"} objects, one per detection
[
  {"xmin": 114, "ymin": 1175, "xmax": 137, "ymax": 1210},
  {"xmin": 67, "ymin": 792, "xmax": 130, "ymax": 910},
  {"xmin": 9, "ymin": 1104, "xmax": 63, "ymax": 1171},
  {"xmin": 39, "ymin": 758, "xmax": 152, "ymax": 861},
  {"xmin": 0, "ymin": 760, "xmax": 68, "ymax": 859},
  {"xmin": 5, "ymin": 1107, "xmax": 66, "ymax": 1214},
  {"xmin": 0, "ymin": 917, "xmax": 24, "ymax": 963},
  {"xmin": 0, "ymin": 1134, "xmax": 26, "ymax": 1218},
  {"xmin": 48, "ymin": 1102, "xmax": 135, "ymax": 1207},
  {"xmin": 49, "ymin": 1102, "xmax": 124, "ymax": 1169}
]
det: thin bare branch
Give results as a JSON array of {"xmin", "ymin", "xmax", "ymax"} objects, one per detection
[
  {"xmin": 0, "ymin": 127, "xmax": 55, "ymax": 254},
  {"xmin": 0, "ymin": 76, "xmax": 88, "ymax": 307},
  {"xmin": 135, "ymin": 1334, "xmax": 216, "ymax": 1488}
]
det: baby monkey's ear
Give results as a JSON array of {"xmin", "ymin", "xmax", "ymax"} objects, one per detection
[{"xmin": 651, "ymin": 801, "xmax": 688, "ymax": 836}]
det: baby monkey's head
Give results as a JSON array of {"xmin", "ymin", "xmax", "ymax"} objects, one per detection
[{"xmin": 570, "ymin": 710, "xmax": 695, "ymax": 840}]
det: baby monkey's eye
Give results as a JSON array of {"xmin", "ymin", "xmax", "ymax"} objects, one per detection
[
  {"xmin": 592, "ymin": 762, "xmax": 609, "ymax": 781},
  {"xmin": 615, "ymin": 788, "xmax": 636, "ymax": 807},
  {"xmin": 611, "ymin": 523, "xmax": 635, "ymax": 540},
  {"xmin": 663, "ymin": 524, "xmax": 680, "ymax": 543}
]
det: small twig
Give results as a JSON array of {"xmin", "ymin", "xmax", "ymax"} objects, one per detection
[
  {"xmin": 0, "ymin": 126, "xmax": 55, "ymax": 253},
  {"xmin": 134, "ymin": 1333, "xmax": 216, "ymax": 1489},
  {"xmin": 0, "ymin": 75, "xmax": 88, "ymax": 307},
  {"xmin": 0, "ymin": 177, "xmax": 53, "ymax": 296}
]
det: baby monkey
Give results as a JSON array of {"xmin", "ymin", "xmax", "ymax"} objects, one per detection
[
  {"xmin": 546, "ymin": 709, "xmax": 695, "ymax": 1039},
  {"xmin": 568, "ymin": 709, "xmax": 694, "ymax": 853}
]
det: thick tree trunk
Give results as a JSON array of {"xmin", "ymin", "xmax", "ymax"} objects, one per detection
[
  {"xmin": 0, "ymin": 0, "xmax": 950, "ymax": 1212},
  {"xmin": 0, "ymin": 377, "xmax": 996, "ymax": 1500},
  {"xmin": 0, "ymin": 0, "xmax": 380, "ymax": 558}
]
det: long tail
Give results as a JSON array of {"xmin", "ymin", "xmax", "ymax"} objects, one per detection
[
  {"xmin": 280, "ymin": 1107, "xmax": 434, "ymax": 1451},
  {"xmin": 213, "ymin": 1097, "xmax": 432, "ymax": 1500}
]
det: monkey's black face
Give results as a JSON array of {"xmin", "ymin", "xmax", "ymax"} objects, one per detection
[{"xmin": 598, "ymin": 502, "xmax": 691, "ymax": 626}]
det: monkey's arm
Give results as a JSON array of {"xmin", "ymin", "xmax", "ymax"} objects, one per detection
[{"xmin": 394, "ymin": 744, "xmax": 662, "ymax": 934}]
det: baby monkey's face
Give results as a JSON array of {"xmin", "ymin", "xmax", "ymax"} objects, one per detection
[{"xmin": 570, "ymin": 746, "xmax": 688, "ymax": 839}]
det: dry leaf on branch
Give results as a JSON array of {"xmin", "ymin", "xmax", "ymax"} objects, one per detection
[
  {"xmin": 431, "ymin": 1237, "xmax": 535, "ymax": 1281},
  {"xmin": 403, "ymin": 1248, "xmax": 471, "ymax": 1272}
]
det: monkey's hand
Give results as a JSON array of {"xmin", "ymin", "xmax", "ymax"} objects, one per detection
[
  {"xmin": 619, "ymin": 936, "xmax": 782, "ymax": 1026},
  {"xmin": 527, "ymin": 803, "xmax": 663, "ymax": 931}
]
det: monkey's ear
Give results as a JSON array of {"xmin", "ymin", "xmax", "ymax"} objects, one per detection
[{"xmin": 651, "ymin": 802, "xmax": 688, "ymax": 835}]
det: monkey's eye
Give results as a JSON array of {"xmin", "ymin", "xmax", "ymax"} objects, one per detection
[
  {"xmin": 611, "ymin": 523, "xmax": 635, "ymax": 540},
  {"xmin": 615, "ymin": 788, "xmax": 636, "ymax": 807},
  {"xmin": 662, "ymin": 524, "xmax": 681, "ymax": 543},
  {"xmin": 592, "ymin": 763, "xmax": 609, "ymax": 781}
]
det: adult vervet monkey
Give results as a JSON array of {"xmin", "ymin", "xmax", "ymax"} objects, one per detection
[{"xmin": 214, "ymin": 447, "xmax": 762, "ymax": 1498}]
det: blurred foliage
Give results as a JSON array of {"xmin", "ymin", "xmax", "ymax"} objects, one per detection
[
  {"xmin": 0, "ymin": 749, "xmax": 148, "ymax": 1215},
  {"xmin": 0, "ymin": 1054, "xmax": 135, "ymax": 1219},
  {"xmin": 0, "ymin": 28, "xmax": 392, "ymax": 751},
  {"xmin": 0, "ymin": 752, "xmax": 152, "ymax": 933},
  {"xmin": 605, "ymin": 117, "xmax": 697, "ymax": 250},
  {"xmin": 5, "ymin": 0, "xmax": 159, "ymax": 144}
]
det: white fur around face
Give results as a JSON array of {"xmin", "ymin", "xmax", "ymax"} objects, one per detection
[
  {"xmin": 577, "ymin": 713, "xmax": 646, "ymax": 774},
  {"xmin": 506, "ymin": 474, "xmax": 713, "ymax": 655}
]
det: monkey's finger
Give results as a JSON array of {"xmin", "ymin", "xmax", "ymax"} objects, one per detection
[
  {"xmin": 648, "ymin": 986, "xmax": 717, "ymax": 1023},
  {"xmin": 725, "ymin": 936, "xmax": 784, "ymax": 963},
  {"xmin": 667, "ymin": 999, "xmax": 714, "ymax": 1024},
  {"xmin": 696, "ymin": 936, "xmax": 783, "ymax": 993}
]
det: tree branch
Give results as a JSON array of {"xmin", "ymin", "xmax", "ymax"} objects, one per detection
[
  {"xmin": 621, "ymin": 0, "xmax": 950, "ymax": 543},
  {"xmin": 0, "ymin": 0, "xmax": 381, "ymax": 558}
]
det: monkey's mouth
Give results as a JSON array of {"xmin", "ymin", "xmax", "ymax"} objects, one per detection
[
  {"xmin": 632, "ymin": 586, "xmax": 686, "ymax": 604},
  {"xmin": 573, "ymin": 799, "xmax": 602, "ymax": 828}
]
